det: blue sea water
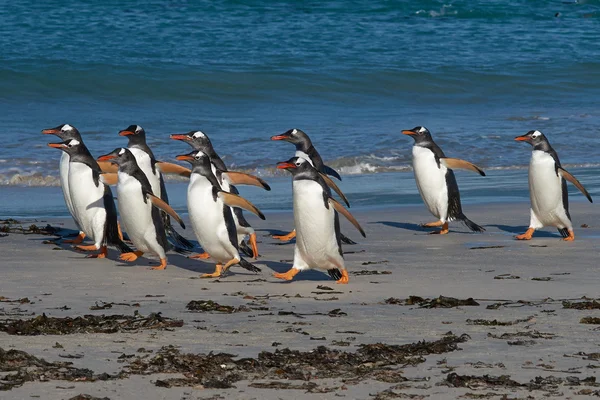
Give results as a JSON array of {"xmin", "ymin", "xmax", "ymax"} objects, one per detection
[{"xmin": 1, "ymin": 0, "xmax": 600, "ymax": 215}]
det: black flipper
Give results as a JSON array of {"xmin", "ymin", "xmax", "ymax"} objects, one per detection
[
  {"xmin": 328, "ymin": 268, "xmax": 342, "ymax": 280},
  {"xmin": 459, "ymin": 214, "xmax": 485, "ymax": 233},
  {"xmin": 239, "ymin": 240, "xmax": 254, "ymax": 258},
  {"xmin": 238, "ymin": 258, "xmax": 261, "ymax": 273},
  {"xmin": 102, "ymin": 185, "xmax": 132, "ymax": 253},
  {"xmin": 557, "ymin": 227, "xmax": 570, "ymax": 238},
  {"xmin": 322, "ymin": 165, "xmax": 342, "ymax": 181},
  {"xmin": 159, "ymin": 176, "xmax": 194, "ymax": 250},
  {"xmin": 340, "ymin": 233, "xmax": 357, "ymax": 245}
]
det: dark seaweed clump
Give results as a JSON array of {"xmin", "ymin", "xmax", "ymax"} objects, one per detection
[
  {"xmin": 563, "ymin": 300, "xmax": 600, "ymax": 310},
  {"xmin": 186, "ymin": 300, "xmax": 250, "ymax": 313},
  {"xmin": 384, "ymin": 296, "xmax": 479, "ymax": 308},
  {"xmin": 123, "ymin": 333, "xmax": 470, "ymax": 389},
  {"xmin": 445, "ymin": 372, "xmax": 597, "ymax": 391},
  {"xmin": 0, "ymin": 312, "xmax": 183, "ymax": 335}
]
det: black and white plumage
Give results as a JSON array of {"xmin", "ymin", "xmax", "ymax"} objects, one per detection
[
  {"xmin": 176, "ymin": 150, "xmax": 264, "ymax": 278},
  {"xmin": 47, "ymin": 139, "xmax": 131, "ymax": 258},
  {"xmin": 275, "ymin": 157, "xmax": 365, "ymax": 284},
  {"xmin": 118, "ymin": 125, "xmax": 193, "ymax": 251},
  {"xmin": 515, "ymin": 130, "xmax": 592, "ymax": 241},
  {"xmin": 97, "ymin": 148, "xmax": 186, "ymax": 270},
  {"xmin": 403, "ymin": 126, "xmax": 485, "ymax": 234}
]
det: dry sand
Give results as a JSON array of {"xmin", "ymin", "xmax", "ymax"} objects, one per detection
[{"xmin": 1, "ymin": 202, "xmax": 599, "ymax": 399}]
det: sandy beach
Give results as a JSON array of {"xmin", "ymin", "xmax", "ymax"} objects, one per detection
[{"xmin": 1, "ymin": 202, "xmax": 599, "ymax": 399}]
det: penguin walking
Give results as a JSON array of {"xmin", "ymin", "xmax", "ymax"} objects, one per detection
[
  {"xmin": 97, "ymin": 148, "xmax": 186, "ymax": 269},
  {"xmin": 103, "ymin": 125, "xmax": 193, "ymax": 251},
  {"xmin": 515, "ymin": 130, "xmax": 592, "ymax": 241},
  {"xmin": 176, "ymin": 150, "xmax": 264, "ymax": 278},
  {"xmin": 275, "ymin": 157, "xmax": 365, "ymax": 284},
  {"xmin": 47, "ymin": 139, "xmax": 131, "ymax": 258},
  {"xmin": 42, "ymin": 124, "xmax": 87, "ymax": 244},
  {"xmin": 402, "ymin": 126, "xmax": 486, "ymax": 234},
  {"xmin": 271, "ymin": 128, "xmax": 351, "ymax": 242},
  {"xmin": 170, "ymin": 130, "xmax": 271, "ymax": 259}
]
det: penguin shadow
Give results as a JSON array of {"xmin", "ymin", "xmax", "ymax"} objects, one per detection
[
  {"xmin": 262, "ymin": 260, "xmax": 334, "ymax": 282},
  {"xmin": 256, "ymin": 229, "xmax": 296, "ymax": 245},
  {"xmin": 487, "ymin": 224, "xmax": 563, "ymax": 238},
  {"xmin": 372, "ymin": 221, "xmax": 481, "ymax": 235}
]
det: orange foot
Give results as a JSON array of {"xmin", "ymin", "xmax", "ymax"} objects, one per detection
[
  {"xmin": 429, "ymin": 222, "xmax": 449, "ymax": 235},
  {"xmin": 201, "ymin": 264, "xmax": 223, "ymax": 278},
  {"xmin": 86, "ymin": 246, "xmax": 107, "ymax": 259},
  {"xmin": 336, "ymin": 269, "xmax": 349, "ymax": 284},
  {"xmin": 119, "ymin": 251, "xmax": 144, "ymax": 262},
  {"xmin": 64, "ymin": 232, "xmax": 86, "ymax": 244},
  {"xmin": 75, "ymin": 244, "xmax": 99, "ymax": 252},
  {"xmin": 249, "ymin": 232, "xmax": 259, "ymax": 259},
  {"xmin": 562, "ymin": 230, "xmax": 575, "ymax": 242},
  {"xmin": 421, "ymin": 220, "xmax": 444, "ymax": 228},
  {"xmin": 150, "ymin": 258, "xmax": 168, "ymax": 270},
  {"xmin": 273, "ymin": 268, "xmax": 300, "ymax": 281},
  {"xmin": 515, "ymin": 228, "xmax": 535, "ymax": 240},
  {"xmin": 190, "ymin": 252, "xmax": 210, "ymax": 259},
  {"xmin": 273, "ymin": 230, "xmax": 296, "ymax": 241}
]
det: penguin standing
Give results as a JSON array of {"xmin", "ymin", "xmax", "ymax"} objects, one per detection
[
  {"xmin": 170, "ymin": 130, "xmax": 270, "ymax": 259},
  {"xmin": 271, "ymin": 128, "xmax": 351, "ymax": 242},
  {"xmin": 402, "ymin": 126, "xmax": 486, "ymax": 234},
  {"xmin": 112, "ymin": 125, "xmax": 193, "ymax": 250},
  {"xmin": 515, "ymin": 130, "xmax": 592, "ymax": 241},
  {"xmin": 42, "ymin": 124, "xmax": 86, "ymax": 244},
  {"xmin": 47, "ymin": 139, "xmax": 131, "ymax": 258},
  {"xmin": 97, "ymin": 148, "xmax": 186, "ymax": 269},
  {"xmin": 176, "ymin": 150, "xmax": 264, "ymax": 278},
  {"xmin": 275, "ymin": 157, "xmax": 365, "ymax": 284}
]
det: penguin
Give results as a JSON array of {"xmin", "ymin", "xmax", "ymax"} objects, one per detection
[
  {"xmin": 275, "ymin": 157, "xmax": 366, "ymax": 284},
  {"xmin": 112, "ymin": 125, "xmax": 193, "ymax": 251},
  {"xmin": 42, "ymin": 124, "xmax": 87, "ymax": 244},
  {"xmin": 402, "ymin": 126, "xmax": 486, "ymax": 234},
  {"xmin": 47, "ymin": 139, "xmax": 131, "ymax": 258},
  {"xmin": 271, "ymin": 128, "xmax": 352, "ymax": 242},
  {"xmin": 514, "ymin": 130, "xmax": 592, "ymax": 241},
  {"xmin": 97, "ymin": 148, "xmax": 186, "ymax": 269},
  {"xmin": 170, "ymin": 130, "xmax": 271, "ymax": 259},
  {"xmin": 176, "ymin": 150, "xmax": 264, "ymax": 278}
]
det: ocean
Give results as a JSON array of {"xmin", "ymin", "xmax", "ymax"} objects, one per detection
[{"xmin": 1, "ymin": 0, "xmax": 600, "ymax": 217}]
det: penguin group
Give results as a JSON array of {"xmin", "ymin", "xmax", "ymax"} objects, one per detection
[{"xmin": 43, "ymin": 124, "xmax": 593, "ymax": 284}]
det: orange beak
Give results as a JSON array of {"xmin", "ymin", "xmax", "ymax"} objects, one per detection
[
  {"xmin": 176, "ymin": 155, "xmax": 194, "ymax": 161},
  {"xmin": 47, "ymin": 143, "xmax": 65, "ymax": 149},
  {"xmin": 277, "ymin": 161, "xmax": 296, "ymax": 169},
  {"xmin": 119, "ymin": 130, "xmax": 134, "ymax": 136},
  {"xmin": 271, "ymin": 135, "xmax": 288, "ymax": 141},
  {"xmin": 171, "ymin": 134, "xmax": 190, "ymax": 141},
  {"xmin": 401, "ymin": 130, "xmax": 416, "ymax": 135},
  {"xmin": 514, "ymin": 136, "xmax": 530, "ymax": 142},
  {"xmin": 97, "ymin": 155, "xmax": 116, "ymax": 161},
  {"xmin": 42, "ymin": 129, "xmax": 60, "ymax": 135}
]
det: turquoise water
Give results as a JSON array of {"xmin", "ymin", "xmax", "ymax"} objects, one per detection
[{"xmin": 1, "ymin": 1, "xmax": 600, "ymax": 214}]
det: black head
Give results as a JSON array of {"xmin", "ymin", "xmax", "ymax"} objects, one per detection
[
  {"xmin": 515, "ymin": 130, "xmax": 551, "ymax": 150},
  {"xmin": 171, "ymin": 130, "xmax": 213, "ymax": 152},
  {"xmin": 47, "ymin": 138, "xmax": 84, "ymax": 155},
  {"xmin": 176, "ymin": 149, "xmax": 214, "ymax": 175},
  {"xmin": 42, "ymin": 124, "xmax": 82, "ymax": 141},
  {"xmin": 276, "ymin": 156, "xmax": 313, "ymax": 175},
  {"xmin": 271, "ymin": 128, "xmax": 312, "ymax": 148},
  {"xmin": 402, "ymin": 126, "xmax": 433, "ymax": 144},
  {"xmin": 97, "ymin": 147, "xmax": 137, "ymax": 166},
  {"xmin": 119, "ymin": 125, "xmax": 146, "ymax": 145}
]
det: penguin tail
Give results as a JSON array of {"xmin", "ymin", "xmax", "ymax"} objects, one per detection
[
  {"xmin": 459, "ymin": 214, "xmax": 485, "ymax": 233},
  {"xmin": 328, "ymin": 268, "xmax": 342, "ymax": 280},
  {"xmin": 165, "ymin": 222, "xmax": 195, "ymax": 250},
  {"xmin": 557, "ymin": 227, "xmax": 570, "ymax": 238},
  {"xmin": 340, "ymin": 233, "xmax": 357, "ymax": 245},
  {"xmin": 106, "ymin": 226, "xmax": 133, "ymax": 254},
  {"xmin": 239, "ymin": 240, "xmax": 254, "ymax": 258},
  {"xmin": 238, "ymin": 258, "xmax": 261, "ymax": 273}
]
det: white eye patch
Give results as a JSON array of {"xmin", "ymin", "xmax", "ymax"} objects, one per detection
[
  {"xmin": 292, "ymin": 128, "xmax": 298, "ymax": 134},
  {"xmin": 418, "ymin": 127, "xmax": 426, "ymax": 133},
  {"xmin": 135, "ymin": 125, "xmax": 142, "ymax": 133},
  {"xmin": 193, "ymin": 131, "xmax": 206, "ymax": 139},
  {"xmin": 531, "ymin": 130, "xmax": 541, "ymax": 138},
  {"xmin": 118, "ymin": 148, "xmax": 126, "ymax": 155},
  {"xmin": 68, "ymin": 139, "xmax": 80, "ymax": 146},
  {"xmin": 62, "ymin": 124, "xmax": 73, "ymax": 132}
]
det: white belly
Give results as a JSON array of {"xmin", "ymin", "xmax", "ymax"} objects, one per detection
[
  {"xmin": 129, "ymin": 148, "xmax": 161, "ymax": 197},
  {"xmin": 293, "ymin": 180, "xmax": 341, "ymax": 271},
  {"xmin": 117, "ymin": 172, "xmax": 164, "ymax": 256},
  {"xmin": 188, "ymin": 174, "xmax": 238, "ymax": 263},
  {"xmin": 412, "ymin": 146, "xmax": 448, "ymax": 220},
  {"xmin": 529, "ymin": 151, "xmax": 569, "ymax": 227},
  {"xmin": 68, "ymin": 162, "xmax": 106, "ymax": 244},
  {"xmin": 59, "ymin": 152, "xmax": 79, "ymax": 227}
]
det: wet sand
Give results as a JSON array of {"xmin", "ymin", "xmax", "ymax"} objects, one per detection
[{"xmin": 1, "ymin": 202, "xmax": 599, "ymax": 399}]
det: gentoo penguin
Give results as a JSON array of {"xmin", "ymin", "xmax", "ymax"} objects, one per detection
[
  {"xmin": 111, "ymin": 125, "xmax": 193, "ymax": 250},
  {"xmin": 170, "ymin": 130, "xmax": 271, "ymax": 259},
  {"xmin": 97, "ymin": 148, "xmax": 186, "ymax": 269},
  {"xmin": 42, "ymin": 124, "xmax": 86, "ymax": 243},
  {"xmin": 402, "ymin": 126, "xmax": 486, "ymax": 234},
  {"xmin": 275, "ymin": 157, "xmax": 365, "ymax": 284},
  {"xmin": 176, "ymin": 150, "xmax": 264, "ymax": 278},
  {"xmin": 271, "ymin": 128, "xmax": 351, "ymax": 242},
  {"xmin": 515, "ymin": 130, "xmax": 592, "ymax": 241},
  {"xmin": 47, "ymin": 139, "xmax": 131, "ymax": 258}
]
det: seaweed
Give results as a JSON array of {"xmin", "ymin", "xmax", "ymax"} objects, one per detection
[
  {"xmin": 384, "ymin": 296, "xmax": 479, "ymax": 308},
  {"xmin": 68, "ymin": 396, "xmax": 111, "ymax": 400},
  {"xmin": 186, "ymin": 300, "xmax": 250, "ymax": 313},
  {"xmin": 580, "ymin": 317, "xmax": 600, "ymax": 324},
  {"xmin": 352, "ymin": 270, "xmax": 392, "ymax": 275},
  {"xmin": 563, "ymin": 300, "xmax": 600, "ymax": 310},
  {"xmin": 0, "ymin": 312, "xmax": 183, "ymax": 335},
  {"xmin": 466, "ymin": 317, "xmax": 533, "ymax": 326}
]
